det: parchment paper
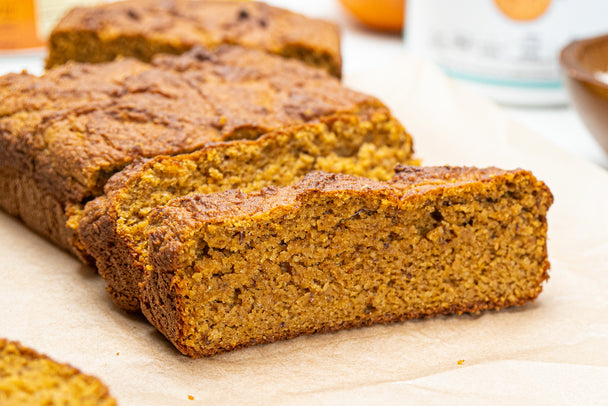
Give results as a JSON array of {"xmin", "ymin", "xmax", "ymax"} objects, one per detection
[{"xmin": 1, "ymin": 53, "xmax": 607, "ymax": 405}]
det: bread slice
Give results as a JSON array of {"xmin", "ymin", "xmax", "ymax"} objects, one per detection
[
  {"xmin": 142, "ymin": 167, "xmax": 553, "ymax": 357},
  {"xmin": 0, "ymin": 45, "xmax": 413, "ymax": 261},
  {"xmin": 79, "ymin": 113, "xmax": 414, "ymax": 311},
  {"xmin": 47, "ymin": 0, "xmax": 342, "ymax": 77},
  {"xmin": 0, "ymin": 339, "xmax": 116, "ymax": 405}
]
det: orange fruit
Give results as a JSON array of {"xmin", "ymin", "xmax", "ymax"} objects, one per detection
[
  {"xmin": 339, "ymin": 0, "xmax": 405, "ymax": 33},
  {"xmin": 494, "ymin": 0, "xmax": 552, "ymax": 21}
]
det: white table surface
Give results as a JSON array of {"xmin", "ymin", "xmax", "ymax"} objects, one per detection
[{"xmin": 1, "ymin": 0, "xmax": 606, "ymax": 170}]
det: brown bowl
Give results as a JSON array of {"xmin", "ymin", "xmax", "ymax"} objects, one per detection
[{"xmin": 560, "ymin": 34, "xmax": 608, "ymax": 156}]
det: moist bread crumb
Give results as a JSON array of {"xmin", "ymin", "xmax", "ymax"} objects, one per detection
[
  {"xmin": 79, "ymin": 111, "xmax": 413, "ymax": 312},
  {"xmin": 142, "ymin": 167, "xmax": 553, "ymax": 357},
  {"xmin": 47, "ymin": 0, "xmax": 342, "ymax": 77},
  {"xmin": 0, "ymin": 45, "xmax": 413, "ymax": 262},
  {"xmin": 0, "ymin": 339, "xmax": 116, "ymax": 406}
]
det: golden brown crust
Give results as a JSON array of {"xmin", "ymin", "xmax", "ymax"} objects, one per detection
[
  {"xmin": 1, "ymin": 45, "xmax": 387, "ymax": 258},
  {"xmin": 47, "ymin": 0, "xmax": 342, "ymax": 77},
  {"xmin": 142, "ymin": 168, "xmax": 553, "ymax": 357},
  {"xmin": 148, "ymin": 167, "xmax": 516, "ymax": 226},
  {"xmin": 2, "ymin": 46, "xmax": 365, "ymax": 204},
  {"xmin": 0, "ymin": 166, "xmax": 91, "ymax": 261},
  {"xmin": 0, "ymin": 166, "xmax": 71, "ymax": 249},
  {"xmin": 0, "ymin": 339, "xmax": 116, "ymax": 405}
]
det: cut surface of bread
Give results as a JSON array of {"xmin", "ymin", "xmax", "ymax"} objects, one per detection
[
  {"xmin": 79, "ymin": 111, "xmax": 413, "ymax": 311},
  {"xmin": 0, "ymin": 45, "xmax": 412, "ymax": 261},
  {"xmin": 0, "ymin": 339, "xmax": 116, "ymax": 406},
  {"xmin": 142, "ymin": 167, "xmax": 553, "ymax": 357}
]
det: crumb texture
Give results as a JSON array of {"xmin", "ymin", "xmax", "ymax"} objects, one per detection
[
  {"xmin": 142, "ymin": 168, "xmax": 553, "ymax": 357},
  {"xmin": 47, "ymin": 0, "xmax": 342, "ymax": 76},
  {"xmin": 0, "ymin": 339, "xmax": 116, "ymax": 406},
  {"xmin": 79, "ymin": 110, "xmax": 414, "ymax": 311},
  {"xmin": 1, "ymin": 45, "xmax": 407, "ymax": 258}
]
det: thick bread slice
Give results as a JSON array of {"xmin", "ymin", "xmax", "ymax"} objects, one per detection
[
  {"xmin": 0, "ymin": 339, "xmax": 116, "ymax": 406},
  {"xmin": 142, "ymin": 167, "xmax": 553, "ymax": 357}
]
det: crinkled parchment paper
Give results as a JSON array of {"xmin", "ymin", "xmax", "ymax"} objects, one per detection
[{"xmin": 1, "ymin": 53, "xmax": 607, "ymax": 405}]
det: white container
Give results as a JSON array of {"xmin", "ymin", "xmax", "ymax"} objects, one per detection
[{"xmin": 405, "ymin": 0, "xmax": 608, "ymax": 106}]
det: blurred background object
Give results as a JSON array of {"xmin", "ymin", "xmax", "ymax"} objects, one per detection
[
  {"xmin": 338, "ymin": 0, "xmax": 404, "ymax": 33},
  {"xmin": 37, "ymin": 0, "xmax": 96, "ymax": 40},
  {"xmin": 561, "ymin": 35, "xmax": 608, "ymax": 155},
  {"xmin": 406, "ymin": 0, "xmax": 608, "ymax": 106},
  {"xmin": 0, "ymin": 0, "xmax": 94, "ymax": 50},
  {"xmin": 0, "ymin": 0, "xmax": 43, "ymax": 49}
]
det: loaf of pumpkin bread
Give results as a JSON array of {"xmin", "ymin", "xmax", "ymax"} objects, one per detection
[
  {"xmin": 0, "ymin": 45, "xmax": 413, "ymax": 262},
  {"xmin": 0, "ymin": 339, "xmax": 116, "ymax": 405},
  {"xmin": 79, "ymin": 115, "xmax": 411, "ymax": 311},
  {"xmin": 47, "ymin": 0, "xmax": 342, "ymax": 77},
  {"xmin": 142, "ymin": 167, "xmax": 553, "ymax": 357}
]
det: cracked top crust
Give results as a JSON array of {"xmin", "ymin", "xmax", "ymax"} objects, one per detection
[
  {"xmin": 147, "ymin": 167, "xmax": 530, "ymax": 239},
  {"xmin": 47, "ymin": 0, "xmax": 342, "ymax": 76},
  {"xmin": 0, "ymin": 46, "xmax": 377, "ymax": 203}
]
